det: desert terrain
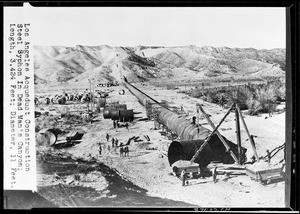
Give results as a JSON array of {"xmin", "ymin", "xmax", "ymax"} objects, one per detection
[{"xmin": 33, "ymin": 45, "xmax": 286, "ymax": 207}]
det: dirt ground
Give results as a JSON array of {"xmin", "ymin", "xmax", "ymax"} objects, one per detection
[{"xmin": 35, "ymin": 82, "xmax": 286, "ymax": 207}]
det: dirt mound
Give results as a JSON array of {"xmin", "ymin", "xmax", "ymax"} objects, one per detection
[{"xmin": 4, "ymin": 190, "xmax": 56, "ymax": 209}]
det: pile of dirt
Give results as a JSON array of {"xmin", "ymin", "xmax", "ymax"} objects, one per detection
[
  {"xmin": 4, "ymin": 190, "xmax": 56, "ymax": 209},
  {"xmin": 36, "ymin": 149, "xmax": 196, "ymax": 207}
]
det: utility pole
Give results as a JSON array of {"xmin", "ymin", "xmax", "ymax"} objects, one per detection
[
  {"xmin": 236, "ymin": 105, "xmax": 260, "ymax": 161},
  {"xmin": 92, "ymin": 82, "xmax": 95, "ymax": 113},
  {"xmin": 235, "ymin": 104, "xmax": 242, "ymax": 165},
  {"xmin": 88, "ymin": 79, "xmax": 92, "ymax": 113},
  {"xmin": 91, "ymin": 81, "xmax": 94, "ymax": 113}
]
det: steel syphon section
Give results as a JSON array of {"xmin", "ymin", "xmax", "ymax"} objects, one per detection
[
  {"xmin": 124, "ymin": 82, "xmax": 211, "ymax": 141},
  {"xmin": 123, "ymin": 81, "xmax": 244, "ymax": 165}
]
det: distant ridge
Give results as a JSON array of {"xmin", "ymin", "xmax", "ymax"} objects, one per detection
[{"xmin": 33, "ymin": 45, "xmax": 285, "ymax": 85}]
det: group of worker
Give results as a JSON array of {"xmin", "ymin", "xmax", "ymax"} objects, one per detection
[
  {"xmin": 119, "ymin": 143, "xmax": 129, "ymax": 157},
  {"xmin": 111, "ymin": 137, "xmax": 119, "ymax": 147},
  {"xmin": 98, "ymin": 143, "xmax": 130, "ymax": 157},
  {"xmin": 113, "ymin": 120, "xmax": 119, "ymax": 129},
  {"xmin": 98, "ymin": 133, "xmax": 129, "ymax": 157},
  {"xmin": 113, "ymin": 120, "xmax": 129, "ymax": 130}
]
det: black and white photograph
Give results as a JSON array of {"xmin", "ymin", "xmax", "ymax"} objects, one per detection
[{"xmin": 3, "ymin": 3, "xmax": 296, "ymax": 210}]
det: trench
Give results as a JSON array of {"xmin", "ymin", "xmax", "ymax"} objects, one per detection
[{"xmin": 37, "ymin": 152, "xmax": 197, "ymax": 207}]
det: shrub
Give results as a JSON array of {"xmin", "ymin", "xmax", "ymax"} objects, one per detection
[
  {"xmin": 179, "ymin": 80, "xmax": 285, "ymax": 115},
  {"xmin": 227, "ymin": 87, "xmax": 252, "ymax": 110},
  {"xmin": 248, "ymin": 86, "xmax": 277, "ymax": 115},
  {"xmin": 35, "ymin": 115, "xmax": 60, "ymax": 131},
  {"xmin": 246, "ymin": 94, "xmax": 259, "ymax": 114},
  {"xmin": 275, "ymin": 84, "xmax": 286, "ymax": 101}
]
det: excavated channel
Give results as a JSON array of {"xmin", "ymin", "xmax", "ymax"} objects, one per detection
[{"xmin": 37, "ymin": 152, "xmax": 197, "ymax": 207}]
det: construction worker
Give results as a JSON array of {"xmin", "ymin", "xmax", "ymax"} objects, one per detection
[
  {"xmin": 119, "ymin": 143, "xmax": 124, "ymax": 157},
  {"xmin": 125, "ymin": 146, "xmax": 129, "ymax": 157},
  {"xmin": 125, "ymin": 122, "xmax": 129, "ymax": 131},
  {"xmin": 212, "ymin": 167, "xmax": 218, "ymax": 183},
  {"xmin": 106, "ymin": 133, "xmax": 110, "ymax": 142},
  {"xmin": 85, "ymin": 93, "xmax": 90, "ymax": 109},
  {"xmin": 98, "ymin": 144, "xmax": 102, "ymax": 156},
  {"xmin": 115, "ymin": 138, "xmax": 119, "ymax": 147},
  {"xmin": 123, "ymin": 146, "xmax": 126, "ymax": 157},
  {"xmin": 113, "ymin": 120, "xmax": 116, "ymax": 129},
  {"xmin": 112, "ymin": 138, "xmax": 115, "ymax": 148},
  {"xmin": 196, "ymin": 124, "xmax": 200, "ymax": 135},
  {"xmin": 191, "ymin": 116, "xmax": 196, "ymax": 125},
  {"xmin": 181, "ymin": 170, "xmax": 187, "ymax": 186}
]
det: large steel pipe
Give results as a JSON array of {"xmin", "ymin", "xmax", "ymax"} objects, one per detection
[
  {"xmin": 168, "ymin": 140, "xmax": 213, "ymax": 168},
  {"xmin": 119, "ymin": 109, "xmax": 134, "ymax": 122},
  {"xmin": 123, "ymin": 81, "xmax": 245, "ymax": 166},
  {"xmin": 123, "ymin": 82, "xmax": 161, "ymax": 106},
  {"xmin": 103, "ymin": 104, "xmax": 127, "ymax": 119},
  {"xmin": 124, "ymin": 82, "xmax": 212, "ymax": 141}
]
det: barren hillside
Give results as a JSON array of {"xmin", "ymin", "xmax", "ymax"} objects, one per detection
[{"xmin": 34, "ymin": 45, "xmax": 285, "ymax": 85}]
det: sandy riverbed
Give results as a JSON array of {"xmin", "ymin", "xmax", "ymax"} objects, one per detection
[{"xmin": 35, "ymin": 82, "xmax": 286, "ymax": 207}]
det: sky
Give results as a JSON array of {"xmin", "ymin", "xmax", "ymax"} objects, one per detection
[{"xmin": 23, "ymin": 5, "xmax": 285, "ymax": 49}]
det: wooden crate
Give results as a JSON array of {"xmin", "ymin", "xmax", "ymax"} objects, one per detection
[
  {"xmin": 246, "ymin": 167, "xmax": 284, "ymax": 183},
  {"xmin": 174, "ymin": 164, "xmax": 200, "ymax": 176}
]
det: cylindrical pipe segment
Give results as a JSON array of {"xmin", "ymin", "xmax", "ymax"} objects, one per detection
[
  {"xmin": 124, "ymin": 81, "xmax": 216, "ymax": 141},
  {"xmin": 110, "ymin": 109, "xmax": 120, "ymax": 120},
  {"xmin": 123, "ymin": 82, "xmax": 161, "ymax": 106},
  {"xmin": 168, "ymin": 140, "xmax": 213, "ymax": 168},
  {"xmin": 103, "ymin": 105, "xmax": 127, "ymax": 119},
  {"xmin": 124, "ymin": 81, "xmax": 244, "ymax": 166},
  {"xmin": 119, "ymin": 109, "xmax": 134, "ymax": 122}
]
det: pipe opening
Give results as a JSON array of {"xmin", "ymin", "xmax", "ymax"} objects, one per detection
[{"xmin": 168, "ymin": 139, "xmax": 213, "ymax": 168}]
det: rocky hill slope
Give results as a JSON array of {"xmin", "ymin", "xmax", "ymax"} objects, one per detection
[{"xmin": 33, "ymin": 45, "xmax": 285, "ymax": 85}]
